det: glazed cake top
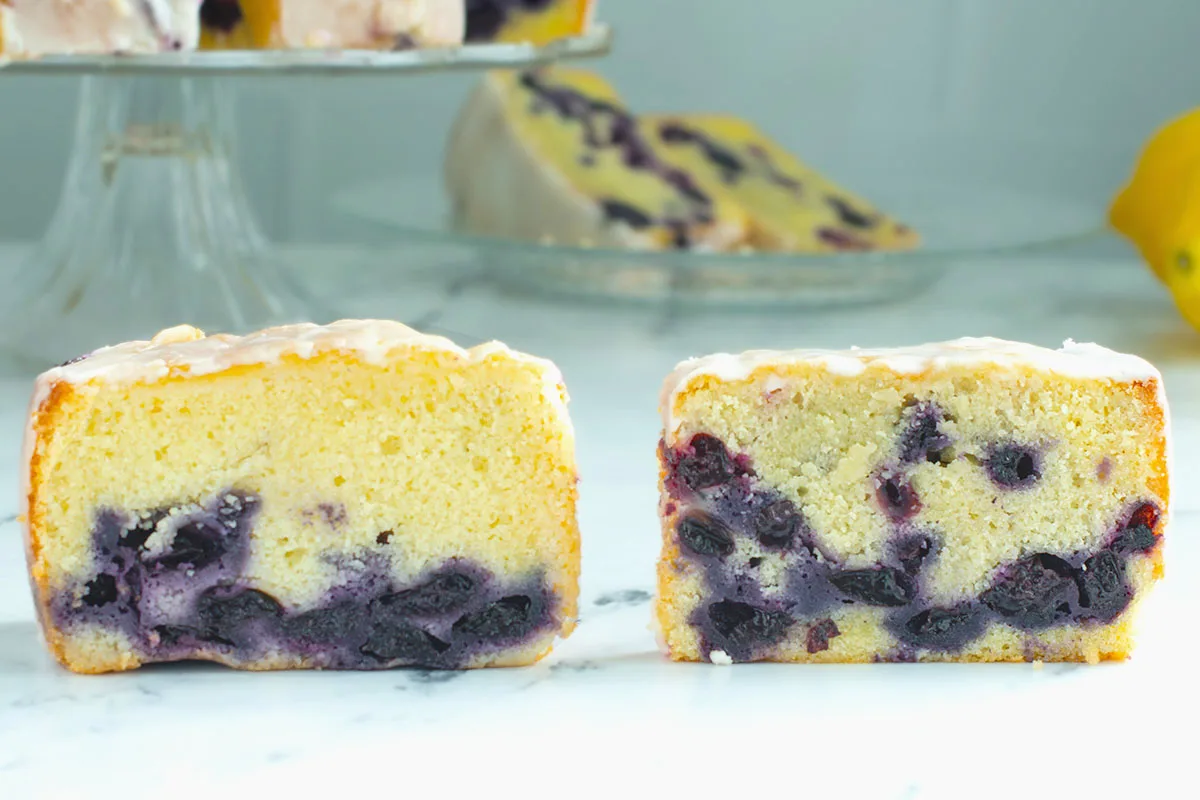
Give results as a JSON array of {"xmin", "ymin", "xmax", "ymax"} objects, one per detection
[
  {"xmin": 42, "ymin": 319, "xmax": 564, "ymax": 389},
  {"xmin": 661, "ymin": 337, "xmax": 1163, "ymax": 434}
]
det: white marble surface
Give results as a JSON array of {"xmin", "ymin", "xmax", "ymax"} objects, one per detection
[{"xmin": 1, "ymin": 241, "xmax": 1197, "ymax": 797}]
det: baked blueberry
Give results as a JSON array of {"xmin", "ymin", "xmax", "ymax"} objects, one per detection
[
  {"xmin": 453, "ymin": 595, "xmax": 538, "ymax": 641},
  {"xmin": 889, "ymin": 532, "xmax": 937, "ymax": 574},
  {"xmin": 806, "ymin": 618, "xmax": 840, "ymax": 654},
  {"xmin": 199, "ymin": 1, "xmax": 243, "ymax": 33},
  {"xmin": 752, "ymin": 498, "xmax": 803, "ymax": 550},
  {"xmin": 831, "ymin": 567, "xmax": 916, "ymax": 607},
  {"xmin": 284, "ymin": 601, "xmax": 369, "ymax": 647},
  {"xmin": 980, "ymin": 554, "xmax": 1077, "ymax": 630},
  {"xmin": 121, "ymin": 511, "xmax": 167, "ymax": 552},
  {"xmin": 656, "ymin": 122, "xmax": 745, "ymax": 184},
  {"xmin": 827, "ymin": 197, "xmax": 876, "ymax": 229},
  {"xmin": 674, "ymin": 434, "xmax": 737, "ymax": 491},
  {"xmin": 876, "ymin": 473, "xmax": 921, "ymax": 521},
  {"xmin": 987, "ymin": 444, "xmax": 1041, "ymax": 489},
  {"xmin": 1111, "ymin": 502, "xmax": 1161, "ymax": 554},
  {"xmin": 196, "ymin": 587, "xmax": 283, "ymax": 646},
  {"xmin": 150, "ymin": 515, "xmax": 229, "ymax": 570},
  {"xmin": 676, "ymin": 513, "xmax": 735, "ymax": 558},
  {"xmin": 817, "ymin": 227, "xmax": 871, "ymax": 250},
  {"xmin": 898, "ymin": 403, "xmax": 953, "ymax": 464},
  {"xmin": 893, "ymin": 604, "xmax": 987, "ymax": 651},
  {"xmin": 361, "ymin": 623, "xmax": 451, "ymax": 664},
  {"xmin": 1075, "ymin": 550, "xmax": 1131, "ymax": 624},
  {"xmin": 82, "ymin": 574, "xmax": 119, "ymax": 608},
  {"xmin": 375, "ymin": 570, "xmax": 477, "ymax": 617},
  {"xmin": 152, "ymin": 625, "xmax": 198, "ymax": 648},
  {"xmin": 705, "ymin": 600, "xmax": 792, "ymax": 659},
  {"xmin": 1126, "ymin": 502, "xmax": 1161, "ymax": 531},
  {"xmin": 464, "ymin": 0, "xmax": 533, "ymax": 41},
  {"xmin": 601, "ymin": 200, "xmax": 654, "ymax": 229},
  {"xmin": 1111, "ymin": 524, "xmax": 1158, "ymax": 555}
]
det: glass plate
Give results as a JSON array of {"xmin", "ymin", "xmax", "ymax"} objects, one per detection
[
  {"xmin": 332, "ymin": 174, "xmax": 1105, "ymax": 308},
  {"xmin": 0, "ymin": 25, "xmax": 612, "ymax": 76}
]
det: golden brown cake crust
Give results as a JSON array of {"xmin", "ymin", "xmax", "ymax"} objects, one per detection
[{"xmin": 25, "ymin": 379, "xmax": 73, "ymax": 669}]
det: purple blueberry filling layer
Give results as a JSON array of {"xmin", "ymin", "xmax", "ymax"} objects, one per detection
[
  {"xmin": 663, "ymin": 425, "xmax": 1162, "ymax": 662},
  {"xmin": 53, "ymin": 490, "xmax": 556, "ymax": 669},
  {"xmin": 517, "ymin": 71, "xmax": 715, "ymax": 248}
]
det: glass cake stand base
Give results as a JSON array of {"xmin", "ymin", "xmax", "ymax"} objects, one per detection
[{"xmin": 0, "ymin": 74, "xmax": 323, "ymax": 369}]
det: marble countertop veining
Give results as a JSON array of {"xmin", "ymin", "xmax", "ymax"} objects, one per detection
[{"xmin": 0, "ymin": 243, "xmax": 1197, "ymax": 797}]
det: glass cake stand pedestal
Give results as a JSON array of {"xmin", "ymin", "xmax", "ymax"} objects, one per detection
[{"xmin": 0, "ymin": 29, "xmax": 612, "ymax": 368}]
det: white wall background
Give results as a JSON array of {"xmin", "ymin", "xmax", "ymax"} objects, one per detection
[{"xmin": 1, "ymin": 0, "xmax": 1198, "ymax": 242}]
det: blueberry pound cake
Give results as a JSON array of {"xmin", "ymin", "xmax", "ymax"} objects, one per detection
[
  {"xmin": 444, "ymin": 67, "xmax": 750, "ymax": 251},
  {"xmin": 23, "ymin": 321, "xmax": 579, "ymax": 674},
  {"xmin": 656, "ymin": 338, "xmax": 1169, "ymax": 664},
  {"xmin": 445, "ymin": 67, "xmax": 919, "ymax": 254}
]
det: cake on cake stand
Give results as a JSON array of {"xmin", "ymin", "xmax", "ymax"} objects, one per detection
[{"xmin": 0, "ymin": 28, "xmax": 612, "ymax": 368}]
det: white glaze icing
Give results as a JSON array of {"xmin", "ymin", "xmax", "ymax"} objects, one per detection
[
  {"xmin": 0, "ymin": 0, "xmax": 200, "ymax": 56},
  {"xmin": 20, "ymin": 320, "xmax": 572, "ymax": 524},
  {"xmin": 661, "ymin": 337, "xmax": 1166, "ymax": 436},
  {"xmin": 44, "ymin": 319, "xmax": 564, "ymax": 386}
]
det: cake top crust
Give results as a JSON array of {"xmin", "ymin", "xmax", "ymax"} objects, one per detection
[
  {"xmin": 41, "ymin": 319, "xmax": 563, "ymax": 388},
  {"xmin": 660, "ymin": 337, "xmax": 1163, "ymax": 434}
]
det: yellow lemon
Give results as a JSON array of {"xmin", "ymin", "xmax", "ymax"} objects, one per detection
[
  {"xmin": 1110, "ymin": 107, "xmax": 1200, "ymax": 281},
  {"xmin": 1157, "ymin": 176, "xmax": 1200, "ymax": 330}
]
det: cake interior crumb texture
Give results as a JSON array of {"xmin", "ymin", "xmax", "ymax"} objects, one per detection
[
  {"xmin": 656, "ymin": 340, "xmax": 1168, "ymax": 664},
  {"xmin": 25, "ymin": 322, "xmax": 580, "ymax": 673}
]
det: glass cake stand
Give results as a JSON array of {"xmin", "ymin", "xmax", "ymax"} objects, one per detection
[{"xmin": 0, "ymin": 27, "xmax": 613, "ymax": 368}]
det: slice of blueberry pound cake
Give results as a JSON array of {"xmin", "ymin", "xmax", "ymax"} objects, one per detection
[
  {"xmin": 465, "ymin": 0, "xmax": 595, "ymax": 44},
  {"xmin": 24, "ymin": 321, "xmax": 579, "ymax": 674},
  {"xmin": 444, "ymin": 67, "xmax": 749, "ymax": 251},
  {"xmin": 199, "ymin": 0, "xmax": 464, "ymax": 50},
  {"xmin": 642, "ymin": 114, "xmax": 920, "ymax": 253},
  {"xmin": 656, "ymin": 338, "xmax": 1168, "ymax": 664}
]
